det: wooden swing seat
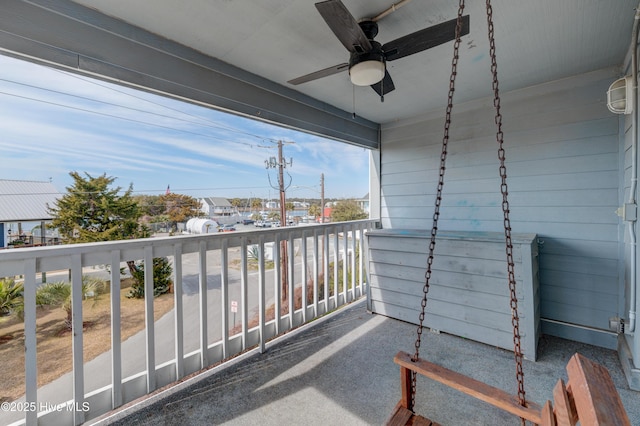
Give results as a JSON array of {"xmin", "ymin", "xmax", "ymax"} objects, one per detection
[{"xmin": 386, "ymin": 351, "xmax": 630, "ymax": 426}]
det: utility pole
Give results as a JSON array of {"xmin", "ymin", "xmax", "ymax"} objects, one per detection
[
  {"xmin": 265, "ymin": 140, "xmax": 293, "ymax": 300},
  {"xmin": 277, "ymin": 141, "xmax": 288, "ymax": 300},
  {"xmin": 278, "ymin": 141, "xmax": 287, "ymax": 229}
]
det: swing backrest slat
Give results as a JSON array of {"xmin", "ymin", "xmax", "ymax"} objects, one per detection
[
  {"xmin": 551, "ymin": 353, "xmax": 630, "ymax": 426},
  {"xmin": 393, "ymin": 351, "xmax": 543, "ymax": 423}
]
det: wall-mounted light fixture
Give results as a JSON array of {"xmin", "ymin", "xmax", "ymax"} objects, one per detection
[{"xmin": 607, "ymin": 75, "xmax": 634, "ymax": 114}]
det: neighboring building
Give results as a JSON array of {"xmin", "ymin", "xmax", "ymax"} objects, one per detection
[
  {"xmin": 264, "ymin": 201, "xmax": 278, "ymax": 210},
  {"xmin": 322, "ymin": 206, "xmax": 332, "ymax": 222},
  {"xmin": 356, "ymin": 193, "xmax": 369, "ymax": 214},
  {"xmin": 199, "ymin": 197, "xmax": 235, "ymax": 217},
  {"xmin": 0, "ymin": 179, "xmax": 60, "ymax": 247},
  {"xmin": 292, "ymin": 201, "xmax": 308, "ymax": 209}
]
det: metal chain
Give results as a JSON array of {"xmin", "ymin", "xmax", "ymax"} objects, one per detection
[
  {"xmin": 486, "ymin": 0, "xmax": 527, "ymax": 411},
  {"xmin": 409, "ymin": 0, "xmax": 527, "ymax": 415},
  {"xmin": 410, "ymin": 0, "xmax": 465, "ymax": 410}
]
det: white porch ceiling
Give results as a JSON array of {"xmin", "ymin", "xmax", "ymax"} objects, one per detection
[{"xmin": 69, "ymin": 0, "xmax": 637, "ymax": 124}]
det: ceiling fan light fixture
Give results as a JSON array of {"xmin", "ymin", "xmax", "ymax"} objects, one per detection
[{"xmin": 349, "ymin": 59, "xmax": 385, "ymax": 86}]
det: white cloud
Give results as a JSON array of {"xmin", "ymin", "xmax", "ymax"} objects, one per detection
[{"xmin": 0, "ymin": 54, "xmax": 370, "ymax": 198}]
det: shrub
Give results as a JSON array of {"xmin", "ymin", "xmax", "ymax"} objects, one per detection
[
  {"xmin": 0, "ymin": 278, "xmax": 23, "ymax": 317},
  {"xmin": 127, "ymin": 257, "xmax": 173, "ymax": 298},
  {"xmin": 36, "ymin": 276, "xmax": 106, "ymax": 329}
]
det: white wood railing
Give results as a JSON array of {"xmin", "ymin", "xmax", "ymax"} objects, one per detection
[{"xmin": 0, "ymin": 220, "xmax": 377, "ymax": 426}]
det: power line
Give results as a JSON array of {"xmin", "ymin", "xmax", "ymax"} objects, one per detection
[
  {"xmin": 0, "ymin": 184, "xmax": 271, "ymax": 197},
  {"xmin": 0, "ymin": 79, "xmax": 285, "ymax": 149},
  {"xmin": 0, "ymin": 90, "xmax": 270, "ymax": 148},
  {"xmin": 50, "ymin": 68, "xmax": 277, "ymax": 142}
]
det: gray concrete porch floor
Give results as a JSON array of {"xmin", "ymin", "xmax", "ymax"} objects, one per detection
[{"xmin": 90, "ymin": 298, "xmax": 640, "ymax": 425}]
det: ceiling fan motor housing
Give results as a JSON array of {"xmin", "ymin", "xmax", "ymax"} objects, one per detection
[{"xmin": 358, "ymin": 20, "xmax": 378, "ymax": 40}]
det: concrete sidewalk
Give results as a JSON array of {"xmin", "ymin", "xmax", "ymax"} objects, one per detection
[{"xmin": 91, "ymin": 299, "xmax": 640, "ymax": 425}]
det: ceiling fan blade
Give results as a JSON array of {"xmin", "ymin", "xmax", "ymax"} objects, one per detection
[
  {"xmin": 383, "ymin": 15, "xmax": 470, "ymax": 62},
  {"xmin": 287, "ymin": 63, "xmax": 349, "ymax": 85},
  {"xmin": 315, "ymin": 0, "xmax": 372, "ymax": 53},
  {"xmin": 371, "ymin": 70, "xmax": 395, "ymax": 96}
]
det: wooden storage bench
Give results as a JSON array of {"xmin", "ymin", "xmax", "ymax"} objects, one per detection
[{"xmin": 367, "ymin": 229, "xmax": 540, "ymax": 360}]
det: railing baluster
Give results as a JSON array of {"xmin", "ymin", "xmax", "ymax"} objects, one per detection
[
  {"xmin": 23, "ymin": 258, "xmax": 37, "ymax": 426},
  {"xmin": 241, "ymin": 240, "xmax": 249, "ymax": 349},
  {"xmin": 70, "ymin": 253, "xmax": 85, "ymax": 425},
  {"xmin": 350, "ymin": 224, "xmax": 357, "ymax": 299},
  {"xmin": 364, "ymin": 223, "xmax": 373, "ymax": 312},
  {"xmin": 301, "ymin": 230, "xmax": 308, "ymax": 322},
  {"xmin": 239, "ymin": 237, "xmax": 248, "ymax": 339},
  {"xmin": 110, "ymin": 250, "xmax": 122, "ymax": 408},
  {"xmin": 173, "ymin": 244, "xmax": 184, "ymax": 379},
  {"xmin": 312, "ymin": 229, "xmax": 319, "ymax": 317},
  {"xmin": 273, "ymin": 234, "xmax": 281, "ymax": 334},
  {"xmin": 333, "ymin": 228, "xmax": 339, "ymax": 307},
  {"xmin": 323, "ymin": 228, "xmax": 330, "ymax": 312},
  {"xmin": 287, "ymin": 235, "xmax": 294, "ymax": 323},
  {"xmin": 221, "ymin": 239, "xmax": 229, "ymax": 358},
  {"xmin": 358, "ymin": 224, "xmax": 365, "ymax": 296},
  {"xmin": 198, "ymin": 240, "xmax": 208, "ymax": 367},
  {"xmin": 258, "ymin": 235, "xmax": 266, "ymax": 353},
  {"xmin": 342, "ymin": 225, "xmax": 349, "ymax": 303},
  {"xmin": 143, "ymin": 246, "xmax": 156, "ymax": 393}
]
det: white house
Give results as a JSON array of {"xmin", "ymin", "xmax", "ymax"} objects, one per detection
[{"xmin": 199, "ymin": 197, "xmax": 235, "ymax": 217}]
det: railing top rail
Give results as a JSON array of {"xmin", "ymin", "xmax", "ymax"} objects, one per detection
[{"xmin": 0, "ymin": 219, "xmax": 377, "ymax": 276}]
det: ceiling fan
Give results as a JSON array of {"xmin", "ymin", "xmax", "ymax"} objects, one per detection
[{"xmin": 287, "ymin": 0, "xmax": 470, "ymax": 100}]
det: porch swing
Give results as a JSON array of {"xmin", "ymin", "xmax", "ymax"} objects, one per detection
[{"xmin": 385, "ymin": 1, "xmax": 630, "ymax": 425}]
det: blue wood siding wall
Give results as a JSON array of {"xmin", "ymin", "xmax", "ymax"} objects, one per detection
[{"xmin": 379, "ymin": 68, "xmax": 623, "ymax": 349}]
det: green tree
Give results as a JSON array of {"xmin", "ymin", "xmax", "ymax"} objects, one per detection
[
  {"xmin": 133, "ymin": 194, "xmax": 165, "ymax": 217},
  {"xmin": 49, "ymin": 172, "xmax": 149, "ymax": 243},
  {"xmin": 330, "ymin": 199, "xmax": 367, "ymax": 222},
  {"xmin": 158, "ymin": 193, "xmax": 202, "ymax": 229},
  {"xmin": 308, "ymin": 204, "xmax": 321, "ymax": 218},
  {"xmin": 230, "ymin": 198, "xmax": 243, "ymax": 209},
  {"xmin": 285, "ymin": 202, "xmax": 295, "ymax": 212},
  {"xmin": 251, "ymin": 199, "xmax": 263, "ymax": 210},
  {"xmin": 268, "ymin": 211, "xmax": 280, "ymax": 221}
]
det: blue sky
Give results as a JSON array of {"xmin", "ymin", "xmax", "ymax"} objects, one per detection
[{"xmin": 0, "ymin": 54, "xmax": 370, "ymax": 200}]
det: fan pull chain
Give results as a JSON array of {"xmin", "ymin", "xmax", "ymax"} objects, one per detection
[
  {"xmin": 352, "ymin": 84, "xmax": 356, "ymax": 119},
  {"xmin": 410, "ymin": 0, "xmax": 466, "ymax": 411}
]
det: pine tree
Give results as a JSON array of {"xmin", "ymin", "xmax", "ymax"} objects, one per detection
[{"xmin": 49, "ymin": 172, "xmax": 150, "ymax": 243}]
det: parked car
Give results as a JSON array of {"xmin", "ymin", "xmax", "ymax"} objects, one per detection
[
  {"xmin": 219, "ymin": 224, "xmax": 236, "ymax": 232},
  {"xmin": 254, "ymin": 220, "xmax": 268, "ymax": 228},
  {"xmin": 242, "ymin": 218, "xmax": 255, "ymax": 225}
]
